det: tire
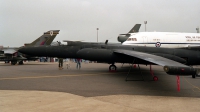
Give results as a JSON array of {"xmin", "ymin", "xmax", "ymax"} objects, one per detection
[{"xmin": 109, "ymin": 65, "xmax": 117, "ymax": 71}]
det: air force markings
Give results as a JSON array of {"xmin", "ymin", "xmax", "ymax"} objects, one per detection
[{"xmin": 50, "ymin": 30, "xmax": 53, "ymax": 36}]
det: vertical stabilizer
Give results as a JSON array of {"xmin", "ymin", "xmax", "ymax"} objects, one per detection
[
  {"xmin": 25, "ymin": 30, "xmax": 60, "ymax": 47},
  {"xmin": 128, "ymin": 24, "xmax": 141, "ymax": 33},
  {"xmin": 117, "ymin": 24, "xmax": 141, "ymax": 43}
]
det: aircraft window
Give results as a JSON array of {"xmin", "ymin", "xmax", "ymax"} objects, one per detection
[
  {"xmin": 127, "ymin": 38, "xmax": 132, "ymax": 41},
  {"xmin": 127, "ymin": 38, "xmax": 137, "ymax": 41},
  {"xmin": 132, "ymin": 38, "xmax": 137, "ymax": 41}
]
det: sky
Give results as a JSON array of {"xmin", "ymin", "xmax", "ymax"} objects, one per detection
[{"xmin": 0, "ymin": 0, "xmax": 200, "ymax": 47}]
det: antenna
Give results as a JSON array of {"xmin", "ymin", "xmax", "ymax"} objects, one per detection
[{"xmin": 105, "ymin": 40, "xmax": 108, "ymax": 44}]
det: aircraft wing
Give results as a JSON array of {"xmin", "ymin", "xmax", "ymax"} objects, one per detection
[
  {"xmin": 3, "ymin": 49, "xmax": 17, "ymax": 54},
  {"xmin": 114, "ymin": 49, "xmax": 188, "ymax": 67}
]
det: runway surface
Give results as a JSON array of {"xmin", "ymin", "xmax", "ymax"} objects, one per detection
[{"xmin": 0, "ymin": 61, "xmax": 200, "ymax": 111}]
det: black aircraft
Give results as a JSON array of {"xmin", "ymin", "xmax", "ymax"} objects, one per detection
[
  {"xmin": 19, "ymin": 41, "xmax": 200, "ymax": 79},
  {"xmin": 0, "ymin": 30, "xmax": 59, "ymax": 65}
]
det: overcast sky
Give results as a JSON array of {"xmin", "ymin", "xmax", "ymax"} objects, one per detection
[{"xmin": 1, "ymin": 0, "xmax": 200, "ymax": 47}]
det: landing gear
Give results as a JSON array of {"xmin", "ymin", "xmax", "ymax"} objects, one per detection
[
  {"xmin": 191, "ymin": 66, "xmax": 197, "ymax": 78},
  {"xmin": 18, "ymin": 61, "xmax": 24, "ymax": 65},
  {"xmin": 109, "ymin": 64, "xmax": 117, "ymax": 71},
  {"xmin": 11, "ymin": 61, "xmax": 17, "ymax": 65},
  {"xmin": 192, "ymin": 74, "xmax": 196, "ymax": 78},
  {"xmin": 5, "ymin": 61, "xmax": 10, "ymax": 63},
  {"xmin": 192, "ymin": 73, "xmax": 200, "ymax": 78}
]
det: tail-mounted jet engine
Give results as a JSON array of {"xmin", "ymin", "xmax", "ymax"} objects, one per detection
[{"xmin": 117, "ymin": 34, "xmax": 131, "ymax": 43}]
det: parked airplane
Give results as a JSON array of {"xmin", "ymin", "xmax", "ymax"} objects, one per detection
[
  {"xmin": 18, "ymin": 29, "xmax": 200, "ymax": 91},
  {"xmin": 122, "ymin": 32, "xmax": 200, "ymax": 49},
  {"xmin": 19, "ymin": 41, "xmax": 200, "ymax": 79},
  {"xmin": 0, "ymin": 30, "xmax": 59, "ymax": 65}
]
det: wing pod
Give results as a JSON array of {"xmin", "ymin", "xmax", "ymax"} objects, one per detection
[{"xmin": 163, "ymin": 66, "xmax": 198, "ymax": 76}]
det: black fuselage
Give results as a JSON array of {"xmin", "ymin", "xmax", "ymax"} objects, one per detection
[{"xmin": 19, "ymin": 43, "xmax": 200, "ymax": 65}]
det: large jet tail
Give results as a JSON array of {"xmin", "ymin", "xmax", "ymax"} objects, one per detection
[
  {"xmin": 24, "ymin": 30, "xmax": 60, "ymax": 47},
  {"xmin": 128, "ymin": 24, "xmax": 141, "ymax": 33},
  {"xmin": 118, "ymin": 24, "xmax": 141, "ymax": 43}
]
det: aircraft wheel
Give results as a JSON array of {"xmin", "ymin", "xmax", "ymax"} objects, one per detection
[
  {"xmin": 11, "ymin": 61, "xmax": 17, "ymax": 65},
  {"xmin": 153, "ymin": 76, "xmax": 158, "ymax": 81},
  {"xmin": 109, "ymin": 65, "xmax": 117, "ymax": 71},
  {"xmin": 192, "ymin": 74, "xmax": 196, "ymax": 78},
  {"xmin": 18, "ymin": 61, "xmax": 24, "ymax": 65}
]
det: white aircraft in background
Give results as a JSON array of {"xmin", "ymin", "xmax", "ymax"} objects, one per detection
[{"xmin": 122, "ymin": 32, "xmax": 200, "ymax": 49}]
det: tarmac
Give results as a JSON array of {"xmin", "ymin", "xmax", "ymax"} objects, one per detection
[{"xmin": 0, "ymin": 61, "xmax": 200, "ymax": 112}]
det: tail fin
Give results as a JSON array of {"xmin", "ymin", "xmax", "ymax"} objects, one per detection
[
  {"xmin": 128, "ymin": 24, "xmax": 141, "ymax": 33},
  {"xmin": 24, "ymin": 30, "xmax": 60, "ymax": 47},
  {"xmin": 117, "ymin": 24, "xmax": 141, "ymax": 43}
]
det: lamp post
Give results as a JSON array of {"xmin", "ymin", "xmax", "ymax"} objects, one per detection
[
  {"xmin": 144, "ymin": 21, "xmax": 147, "ymax": 32},
  {"xmin": 97, "ymin": 28, "xmax": 99, "ymax": 42}
]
